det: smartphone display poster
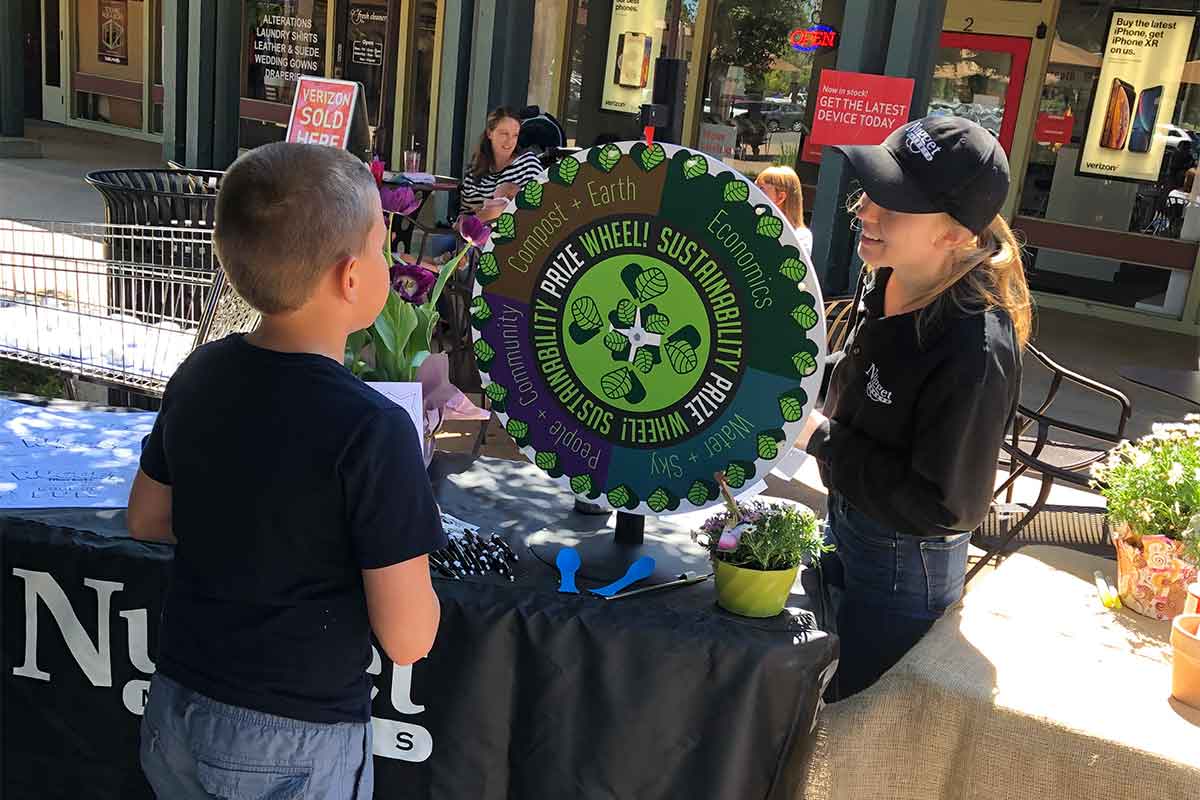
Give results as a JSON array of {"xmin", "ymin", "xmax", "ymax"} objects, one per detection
[
  {"xmin": 1080, "ymin": 10, "xmax": 1194, "ymax": 181},
  {"xmin": 601, "ymin": 0, "xmax": 669, "ymax": 113}
]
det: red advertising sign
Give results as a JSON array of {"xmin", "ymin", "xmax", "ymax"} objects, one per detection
[
  {"xmin": 286, "ymin": 77, "xmax": 359, "ymax": 149},
  {"xmin": 801, "ymin": 137, "xmax": 824, "ymax": 164},
  {"xmin": 809, "ymin": 70, "xmax": 914, "ymax": 147},
  {"xmin": 1034, "ymin": 111, "xmax": 1073, "ymax": 145}
]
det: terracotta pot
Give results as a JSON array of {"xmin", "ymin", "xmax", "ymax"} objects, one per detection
[
  {"xmin": 1186, "ymin": 583, "xmax": 1200, "ymax": 616},
  {"xmin": 1112, "ymin": 525, "xmax": 1199, "ymax": 621},
  {"xmin": 713, "ymin": 559, "xmax": 800, "ymax": 618},
  {"xmin": 1171, "ymin": 614, "xmax": 1200, "ymax": 710}
]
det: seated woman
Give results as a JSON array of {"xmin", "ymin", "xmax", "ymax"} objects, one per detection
[
  {"xmin": 756, "ymin": 166, "xmax": 813, "ymax": 255},
  {"xmin": 461, "ymin": 107, "xmax": 544, "ymax": 223}
]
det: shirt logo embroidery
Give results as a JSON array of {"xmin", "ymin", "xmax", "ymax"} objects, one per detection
[
  {"xmin": 865, "ymin": 363, "xmax": 893, "ymax": 405},
  {"xmin": 903, "ymin": 122, "xmax": 941, "ymax": 162}
]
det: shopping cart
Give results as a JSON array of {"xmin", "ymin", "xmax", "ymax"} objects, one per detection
[{"xmin": 0, "ymin": 219, "xmax": 259, "ymax": 395}]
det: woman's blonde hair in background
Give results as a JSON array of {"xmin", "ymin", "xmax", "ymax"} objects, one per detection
[
  {"xmin": 756, "ymin": 166, "xmax": 806, "ymax": 230},
  {"xmin": 848, "ymin": 191, "xmax": 1033, "ymax": 349}
]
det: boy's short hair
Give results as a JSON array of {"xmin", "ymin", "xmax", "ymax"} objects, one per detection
[{"xmin": 214, "ymin": 143, "xmax": 379, "ymax": 314}]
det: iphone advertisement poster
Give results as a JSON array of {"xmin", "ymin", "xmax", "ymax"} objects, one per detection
[
  {"xmin": 1079, "ymin": 10, "xmax": 1194, "ymax": 182},
  {"xmin": 601, "ymin": 0, "xmax": 669, "ymax": 113}
]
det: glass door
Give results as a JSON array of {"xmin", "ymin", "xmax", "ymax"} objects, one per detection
[
  {"xmin": 41, "ymin": 0, "xmax": 67, "ymax": 122},
  {"xmin": 933, "ymin": 32, "xmax": 1031, "ymax": 155}
]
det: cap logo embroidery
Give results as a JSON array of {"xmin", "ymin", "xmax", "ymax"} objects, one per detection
[
  {"xmin": 865, "ymin": 363, "xmax": 893, "ymax": 405},
  {"xmin": 904, "ymin": 123, "xmax": 941, "ymax": 162}
]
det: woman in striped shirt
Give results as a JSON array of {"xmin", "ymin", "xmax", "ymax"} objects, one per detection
[{"xmin": 460, "ymin": 107, "xmax": 544, "ymax": 223}]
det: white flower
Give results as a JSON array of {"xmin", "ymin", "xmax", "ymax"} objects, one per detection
[
  {"xmin": 1169, "ymin": 462, "xmax": 1185, "ymax": 486},
  {"xmin": 1140, "ymin": 506, "xmax": 1155, "ymax": 523},
  {"xmin": 1132, "ymin": 449, "xmax": 1152, "ymax": 468},
  {"xmin": 1193, "ymin": 466, "xmax": 1200, "ymax": 483}
]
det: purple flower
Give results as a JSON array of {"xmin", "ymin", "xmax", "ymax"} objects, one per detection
[
  {"xmin": 390, "ymin": 262, "xmax": 437, "ymax": 304},
  {"xmin": 380, "ymin": 185, "xmax": 422, "ymax": 216},
  {"xmin": 458, "ymin": 214, "xmax": 492, "ymax": 248}
]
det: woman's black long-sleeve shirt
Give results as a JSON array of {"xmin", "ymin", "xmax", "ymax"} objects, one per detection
[{"xmin": 806, "ymin": 268, "xmax": 1022, "ymax": 537}]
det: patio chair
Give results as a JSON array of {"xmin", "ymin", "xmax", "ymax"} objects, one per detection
[{"xmin": 967, "ymin": 344, "xmax": 1132, "ymax": 582}]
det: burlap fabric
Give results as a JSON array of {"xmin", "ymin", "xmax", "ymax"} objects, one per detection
[{"xmin": 802, "ymin": 546, "xmax": 1200, "ymax": 800}]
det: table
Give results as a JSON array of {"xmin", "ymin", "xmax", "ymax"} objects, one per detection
[
  {"xmin": 2, "ymin": 412, "xmax": 837, "ymax": 800},
  {"xmin": 803, "ymin": 545, "xmax": 1200, "ymax": 800},
  {"xmin": 1119, "ymin": 365, "xmax": 1200, "ymax": 407},
  {"xmin": 384, "ymin": 174, "xmax": 461, "ymax": 256}
]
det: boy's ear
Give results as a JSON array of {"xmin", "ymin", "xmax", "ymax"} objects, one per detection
[{"xmin": 332, "ymin": 255, "xmax": 359, "ymax": 300}]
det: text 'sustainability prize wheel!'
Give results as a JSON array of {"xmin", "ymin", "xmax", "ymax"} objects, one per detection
[{"xmin": 469, "ymin": 142, "xmax": 826, "ymax": 523}]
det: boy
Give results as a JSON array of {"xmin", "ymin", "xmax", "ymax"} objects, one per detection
[{"xmin": 127, "ymin": 142, "xmax": 445, "ymax": 799}]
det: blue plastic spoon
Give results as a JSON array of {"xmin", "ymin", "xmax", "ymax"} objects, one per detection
[
  {"xmin": 556, "ymin": 547, "xmax": 581, "ymax": 594},
  {"xmin": 590, "ymin": 556, "xmax": 656, "ymax": 598}
]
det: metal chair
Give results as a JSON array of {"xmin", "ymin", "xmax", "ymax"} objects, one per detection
[{"xmin": 967, "ymin": 344, "xmax": 1132, "ymax": 582}]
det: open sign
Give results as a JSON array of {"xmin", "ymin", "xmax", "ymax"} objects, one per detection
[{"xmin": 789, "ymin": 25, "xmax": 839, "ymax": 53}]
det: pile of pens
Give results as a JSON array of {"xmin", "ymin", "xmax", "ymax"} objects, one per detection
[{"xmin": 429, "ymin": 513, "xmax": 518, "ymax": 581}]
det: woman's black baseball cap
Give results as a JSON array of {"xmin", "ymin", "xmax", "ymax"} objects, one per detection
[{"xmin": 833, "ymin": 115, "xmax": 1010, "ymax": 235}]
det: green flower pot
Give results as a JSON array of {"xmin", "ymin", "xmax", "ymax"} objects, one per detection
[{"xmin": 713, "ymin": 558, "xmax": 800, "ymax": 618}]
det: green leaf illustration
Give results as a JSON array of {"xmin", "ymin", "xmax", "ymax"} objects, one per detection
[
  {"xmin": 494, "ymin": 213, "xmax": 516, "ymax": 240},
  {"xmin": 484, "ymin": 382, "xmax": 508, "ymax": 403},
  {"xmin": 506, "ymin": 419, "xmax": 529, "ymax": 441},
  {"xmin": 470, "ymin": 296, "xmax": 492, "ymax": 322},
  {"xmin": 780, "ymin": 257, "xmax": 807, "ymax": 283},
  {"xmin": 639, "ymin": 143, "xmax": 666, "ymax": 170},
  {"xmin": 635, "ymin": 267, "xmax": 668, "ymax": 302},
  {"xmin": 477, "ymin": 252, "xmax": 499, "ymax": 284},
  {"xmin": 598, "ymin": 144, "xmax": 622, "ymax": 172},
  {"xmin": 687, "ymin": 480, "xmax": 713, "ymax": 506},
  {"xmin": 756, "ymin": 433, "xmax": 779, "ymax": 461},
  {"xmin": 757, "ymin": 214, "xmax": 784, "ymax": 239},
  {"xmin": 604, "ymin": 330, "xmax": 627, "ymax": 352},
  {"xmin": 645, "ymin": 312, "xmax": 670, "ymax": 334},
  {"xmin": 570, "ymin": 474, "xmax": 593, "ymax": 496},
  {"xmin": 616, "ymin": 298, "xmax": 637, "ymax": 326},
  {"xmin": 647, "ymin": 487, "xmax": 671, "ymax": 513},
  {"xmin": 791, "ymin": 304, "xmax": 819, "ymax": 330},
  {"xmin": 725, "ymin": 462, "xmax": 748, "ymax": 489},
  {"xmin": 793, "ymin": 351, "xmax": 818, "ymax": 377},
  {"xmin": 522, "ymin": 181, "xmax": 544, "ymax": 207},
  {"xmin": 666, "ymin": 339, "xmax": 699, "ymax": 374},
  {"xmin": 558, "ymin": 158, "xmax": 580, "ymax": 185},
  {"xmin": 601, "ymin": 366, "xmax": 634, "ymax": 399},
  {"xmin": 723, "ymin": 181, "xmax": 750, "ymax": 203},
  {"xmin": 683, "ymin": 156, "xmax": 707, "ymax": 179},
  {"xmin": 633, "ymin": 348, "xmax": 655, "ymax": 374},
  {"xmin": 607, "ymin": 484, "xmax": 632, "ymax": 508},
  {"xmin": 473, "ymin": 339, "xmax": 495, "ymax": 365},
  {"xmin": 779, "ymin": 392, "xmax": 805, "ymax": 422},
  {"xmin": 571, "ymin": 296, "xmax": 602, "ymax": 330},
  {"xmin": 535, "ymin": 451, "xmax": 558, "ymax": 471}
]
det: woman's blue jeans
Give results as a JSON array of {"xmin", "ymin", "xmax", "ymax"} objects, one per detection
[{"xmin": 822, "ymin": 492, "xmax": 971, "ymax": 698}]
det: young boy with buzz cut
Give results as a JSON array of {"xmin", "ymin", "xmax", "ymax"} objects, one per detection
[{"xmin": 127, "ymin": 142, "xmax": 445, "ymax": 800}]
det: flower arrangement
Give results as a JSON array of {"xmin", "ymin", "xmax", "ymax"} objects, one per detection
[
  {"xmin": 1091, "ymin": 418, "xmax": 1200, "ymax": 618},
  {"xmin": 693, "ymin": 501, "xmax": 831, "ymax": 572}
]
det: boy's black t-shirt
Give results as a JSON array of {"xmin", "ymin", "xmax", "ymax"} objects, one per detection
[{"xmin": 140, "ymin": 334, "xmax": 446, "ymax": 723}]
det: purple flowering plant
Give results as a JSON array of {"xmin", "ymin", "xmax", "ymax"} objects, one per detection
[{"xmin": 693, "ymin": 501, "xmax": 830, "ymax": 572}]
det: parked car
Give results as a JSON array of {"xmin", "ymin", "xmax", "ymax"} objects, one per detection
[{"xmin": 764, "ymin": 103, "xmax": 807, "ymax": 133}]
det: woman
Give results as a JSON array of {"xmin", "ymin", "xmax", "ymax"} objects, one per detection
[
  {"xmin": 797, "ymin": 116, "xmax": 1031, "ymax": 698},
  {"xmin": 461, "ymin": 107, "xmax": 544, "ymax": 223},
  {"xmin": 755, "ymin": 166, "xmax": 812, "ymax": 254}
]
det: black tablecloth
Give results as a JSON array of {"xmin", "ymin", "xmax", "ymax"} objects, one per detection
[{"xmin": 2, "ymin": 415, "xmax": 837, "ymax": 799}]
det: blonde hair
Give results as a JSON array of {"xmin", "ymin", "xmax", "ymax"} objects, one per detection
[
  {"xmin": 849, "ymin": 193, "xmax": 1032, "ymax": 348},
  {"xmin": 214, "ymin": 143, "xmax": 378, "ymax": 314},
  {"xmin": 757, "ymin": 166, "xmax": 806, "ymax": 230}
]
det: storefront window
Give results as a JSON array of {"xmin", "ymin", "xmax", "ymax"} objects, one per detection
[
  {"xmin": 930, "ymin": 45, "xmax": 1011, "ymax": 143},
  {"xmin": 344, "ymin": 0, "xmax": 390, "ymax": 128},
  {"xmin": 73, "ymin": 0, "xmax": 145, "ymax": 130},
  {"xmin": 1018, "ymin": 0, "xmax": 1200, "ymax": 316},
  {"xmin": 563, "ymin": 0, "xmax": 696, "ymax": 147},
  {"xmin": 151, "ymin": 0, "xmax": 165, "ymax": 134},
  {"xmin": 398, "ymin": 0, "xmax": 439, "ymax": 168},
  {"xmin": 241, "ymin": 1, "xmax": 330, "ymax": 149},
  {"xmin": 699, "ymin": 0, "xmax": 815, "ymax": 175},
  {"xmin": 529, "ymin": 0, "xmax": 570, "ymax": 113}
]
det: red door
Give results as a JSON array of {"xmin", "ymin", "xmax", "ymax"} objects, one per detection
[{"xmin": 936, "ymin": 32, "xmax": 1032, "ymax": 155}]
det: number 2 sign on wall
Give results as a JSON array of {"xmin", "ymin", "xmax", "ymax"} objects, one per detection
[{"xmin": 286, "ymin": 77, "xmax": 360, "ymax": 149}]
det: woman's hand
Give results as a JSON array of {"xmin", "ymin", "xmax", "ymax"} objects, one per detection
[
  {"xmin": 495, "ymin": 182, "xmax": 520, "ymax": 200},
  {"xmin": 796, "ymin": 410, "xmax": 828, "ymax": 451},
  {"xmin": 474, "ymin": 199, "xmax": 507, "ymax": 223}
]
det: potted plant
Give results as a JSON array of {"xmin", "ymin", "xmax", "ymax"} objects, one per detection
[
  {"xmin": 1091, "ymin": 418, "xmax": 1200, "ymax": 620},
  {"xmin": 346, "ymin": 166, "xmax": 493, "ymax": 463},
  {"xmin": 693, "ymin": 499, "xmax": 832, "ymax": 618}
]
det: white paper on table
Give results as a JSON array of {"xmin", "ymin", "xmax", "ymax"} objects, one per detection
[
  {"xmin": 0, "ymin": 398, "xmax": 155, "ymax": 508},
  {"xmin": 770, "ymin": 446, "xmax": 809, "ymax": 481},
  {"xmin": 366, "ymin": 382, "xmax": 425, "ymax": 443}
]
